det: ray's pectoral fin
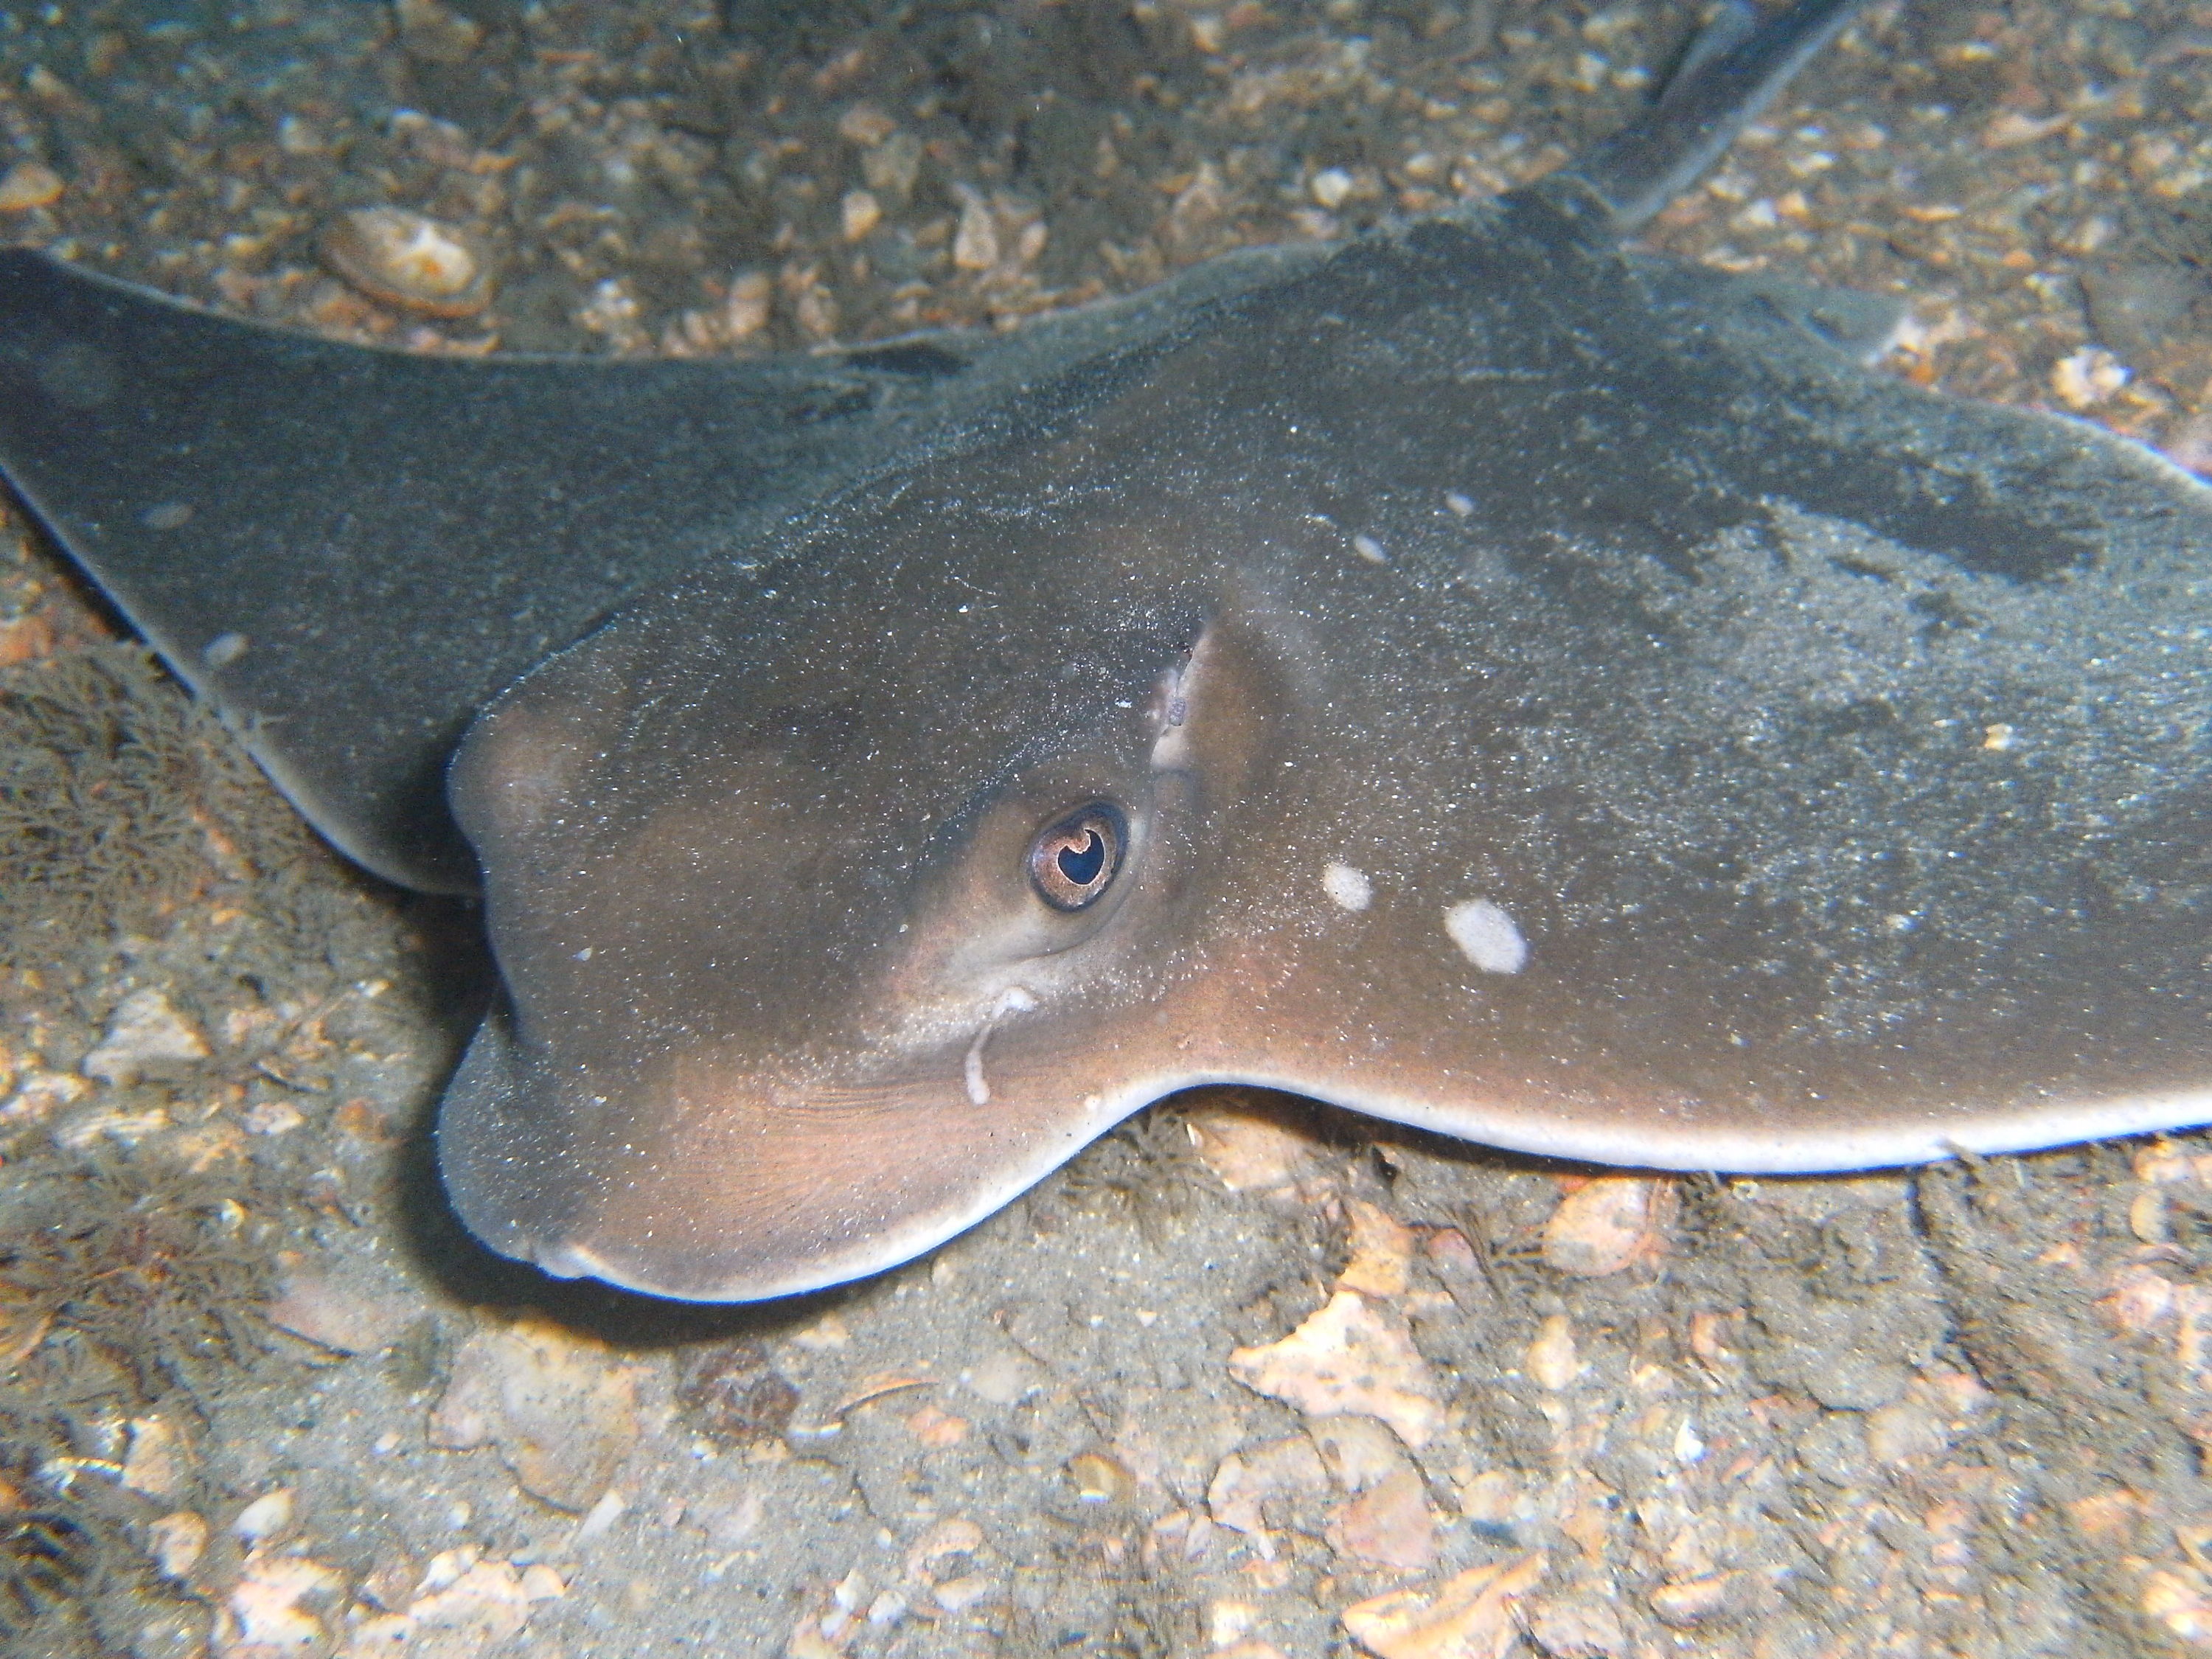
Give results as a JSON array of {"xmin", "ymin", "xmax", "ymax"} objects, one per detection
[
  {"xmin": 436, "ymin": 597, "xmax": 1291, "ymax": 1302},
  {"xmin": 0, "ymin": 251, "xmax": 1041, "ymax": 889}
]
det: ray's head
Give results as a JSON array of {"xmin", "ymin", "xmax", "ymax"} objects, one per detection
[{"xmin": 434, "ymin": 487, "xmax": 1293, "ymax": 1301}]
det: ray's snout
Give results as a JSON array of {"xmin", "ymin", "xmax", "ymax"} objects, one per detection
[
  {"xmin": 434, "ymin": 997, "xmax": 585, "ymax": 1278},
  {"xmin": 434, "ymin": 992, "xmax": 1138, "ymax": 1302}
]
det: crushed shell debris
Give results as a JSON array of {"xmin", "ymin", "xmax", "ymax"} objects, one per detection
[{"xmin": 321, "ymin": 206, "xmax": 495, "ymax": 319}]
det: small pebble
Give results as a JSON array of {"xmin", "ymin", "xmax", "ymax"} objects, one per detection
[
  {"xmin": 147, "ymin": 1512, "xmax": 209, "ymax": 1580},
  {"xmin": 571, "ymin": 1487, "xmax": 627, "ymax": 1544},
  {"xmin": 0, "ymin": 161, "xmax": 62, "ymax": 211},
  {"xmin": 790, "ymin": 1311, "xmax": 849, "ymax": 1350},
  {"xmin": 55, "ymin": 1106, "xmax": 170, "ymax": 1149},
  {"xmin": 1207, "ymin": 1436, "xmax": 1328, "ymax": 1535},
  {"xmin": 933, "ymin": 1573, "xmax": 998, "ymax": 1614},
  {"xmin": 837, "ymin": 103, "xmax": 897, "ymax": 147},
  {"xmin": 419, "ymin": 1545, "xmax": 476, "ymax": 1592},
  {"xmin": 1337, "ymin": 1197, "xmax": 1416, "ymax": 1297},
  {"xmin": 428, "ymin": 1321, "xmax": 640, "ymax": 1512},
  {"xmin": 705, "ymin": 1491, "xmax": 763, "ymax": 1548},
  {"xmin": 1310, "ymin": 167, "xmax": 1354, "ymax": 209},
  {"xmin": 961, "ymin": 1347, "xmax": 1040, "ymax": 1406},
  {"xmin": 1648, "ymin": 1573, "xmax": 1747, "ymax": 1627},
  {"xmin": 234, "ymin": 1487, "xmax": 295, "ymax": 1543},
  {"xmin": 863, "ymin": 131, "xmax": 923, "ymax": 202},
  {"xmin": 1542, "ymin": 1177, "xmax": 1669, "ymax": 1276},
  {"xmin": 242, "ymin": 1099, "xmax": 305, "ymax": 1135},
  {"xmin": 1067, "ymin": 1450, "xmax": 1133, "ymax": 1503},
  {"xmin": 2050, "ymin": 346, "xmax": 2129, "ymax": 411},
  {"xmin": 795, "ymin": 282, "xmax": 839, "ymax": 341},
  {"xmin": 1184, "ymin": 1099, "xmax": 1328, "ymax": 1195},
  {"xmin": 723, "ymin": 271, "xmax": 773, "ymax": 342},
  {"xmin": 321, "ymin": 206, "xmax": 493, "ymax": 318},
  {"xmin": 0, "ymin": 613, "xmax": 53, "ymax": 665},
  {"xmin": 227, "ymin": 1555, "xmax": 340, "ymax": 1648},
  {"xmin": 265, "ymin": 1262, "xmax": 413, "ymax": 1355},
  {"xmin": 905, "ymin": 1402, "xmax": 969, "ymax": 1447},
  {"xmin": 121, "ymin": 1415, "xmax": 189, "ymax": 1500},
  {"xmin": 2130, "ymin": 1186, "xmax": 2170, "ymax": 1243},
  {"xmin": 953, "ymin": 191, "xmax": 1000, "ymax": 271},
  {"xmin": 82, "ymin": 990, "xmax": 210, "ymax": 1085},
  {"xmin": 1525, "ymin": 1312, "xmax": 1581, "ymax": 1391},
  {"xmin": 1804, "ymin": 1351, "xmax": 1908, "ymax": 1412},
  {"xmin": 841, "ymin": 189, "xmax": 883, "ymax": 242},
  {"xmin": 2142, "ymin": 1568, "xmax": 2212, "ymax": 1645},
  {"xmin": 1982, "ymin": 109, "xmax": 2068, "ymax": 147},
  {"xmin": 905, "ymin": 1517, "xmax": 984, "ymax": 1581}
]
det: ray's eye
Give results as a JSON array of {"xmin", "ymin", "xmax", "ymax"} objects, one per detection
[{"xmin": 1028, "ymin": 801, "xmax": 1128, "ymax": 911}]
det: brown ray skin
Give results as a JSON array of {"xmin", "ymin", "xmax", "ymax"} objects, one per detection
[{"xmin": 439, "ymin": 204, "xmax": 2212, "ymax": 1302}]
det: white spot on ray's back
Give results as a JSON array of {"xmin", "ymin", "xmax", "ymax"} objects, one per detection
[
  {"xmin": 1322, "ymin": 862, "xmax": 1373, "ymax": 912},
  {"xmin": 1444, "ymin": 900, "xmax": 1527, "ymax": 974},
  {"xmin": 1352, "ymin": 534, "xmax": 1388, "ymax": 564}
]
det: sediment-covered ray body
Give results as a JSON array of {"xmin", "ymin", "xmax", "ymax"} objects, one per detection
[{"xmin": 442, "ymin": 181, "xmax": 2212, "ymax": 1300}]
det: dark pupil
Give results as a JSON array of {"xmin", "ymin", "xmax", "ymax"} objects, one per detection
[{"xmin": 1057, "ymin": 829, "xmax": 1107, "ymax": 888}]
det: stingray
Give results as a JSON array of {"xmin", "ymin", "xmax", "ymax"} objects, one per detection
[{"xmin": 4, "ymin": 0, "xmax": 2211, "ymax": 1304}]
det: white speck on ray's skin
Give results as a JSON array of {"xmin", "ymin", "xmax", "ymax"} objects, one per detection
[
  {"xmin": 1321, "ymin": 861, "xmax": 1373, "ymax": 912},
  {"xmin": 1444, "ymin": 899, "xmax": 1528, "ymax": 975},
  {"xmin": 964, "ymin": 985, "xmax": 1039, "ymax": 1105}
]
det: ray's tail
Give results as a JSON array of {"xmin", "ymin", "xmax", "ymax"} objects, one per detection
[{"xmin": 1565, "ymin": 0, "xmax": 1874, "ymax": 233}]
